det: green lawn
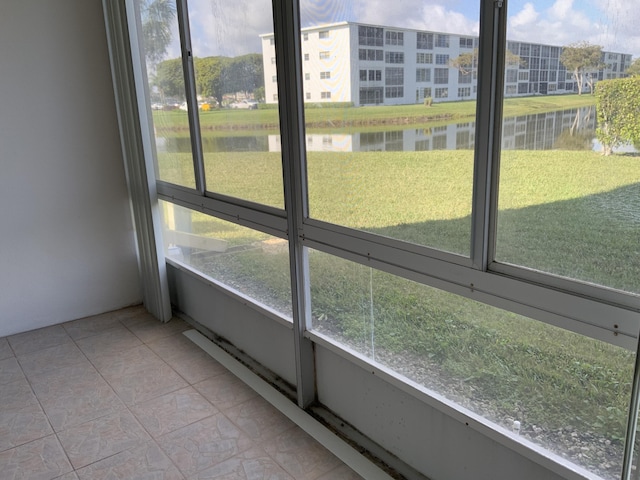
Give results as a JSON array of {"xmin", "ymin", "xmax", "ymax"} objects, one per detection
[{"xmin": 153, "ymin": 93, "xmax": 598, "ymax": 133}]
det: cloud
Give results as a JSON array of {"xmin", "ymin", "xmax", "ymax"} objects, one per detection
[
  {"xmin": 507, "ymin": 0, "xmax": 639, "ymax": 57},
  {"xmin": 162, "ymin": 0, "xmax": 639, "ymax": 60}
]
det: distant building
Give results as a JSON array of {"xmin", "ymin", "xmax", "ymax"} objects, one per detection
[{"xmin": 260, "ymin": 21, "xmax": 632, "ymax": 106}]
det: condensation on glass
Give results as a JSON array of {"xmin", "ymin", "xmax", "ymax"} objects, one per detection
[
  {"xmin": 308, "ymin": 250, "xmax": 634, "ymax": 480},
  {"xmin": 160, "ymin": 201, "xmax": 293, "ymax": 318}
]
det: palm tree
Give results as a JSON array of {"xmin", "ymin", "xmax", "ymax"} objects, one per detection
[{"xmin": 140, "ymin": 0, "xmax": 176, "ymax": 69}]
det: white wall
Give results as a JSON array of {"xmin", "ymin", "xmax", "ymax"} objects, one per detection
[{"xmin": 0, "ymin": 0, "xmax": 142, "ymax": 337}]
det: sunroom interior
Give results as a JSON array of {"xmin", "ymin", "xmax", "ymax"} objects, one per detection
[{"xmin": 1, "ymin": 0, "xmax": 639, "ymax": 479}]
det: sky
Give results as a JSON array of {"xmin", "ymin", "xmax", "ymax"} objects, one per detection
[{"xmin": 167, "ymin": 0, "xmax": 640, "ymax": 59}]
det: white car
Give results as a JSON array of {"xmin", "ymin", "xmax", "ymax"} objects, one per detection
[{"xmin": 230, "ymin": 100, "xmax": 258, "ymax": 110}]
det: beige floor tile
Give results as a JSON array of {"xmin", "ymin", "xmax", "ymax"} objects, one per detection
[
  {"xmin": 76, "ymin": 441, "xmax": 184, "ymax": 480},
  {"xmin": 125, "ymin": 316, "xmax": 190, "ymax": 344},
  {"xmin": 131, "ymin": 386, "xmax": 218, "ymax": 438},
  {"xmin": 90, "ymin": 344, "xmax": 162, "ymax": 377},
  {"xmin": 0, "ymin": 435, "xmax": 73, "ymax": 480},
  {"xmin": 0, "ymin": 401, "xmax": 53, "ymax": 453},
  {"xmin": 0, "ymin": 337, "xmax": 13, "ymax": 360},
  {"xmin": 31, "ymin": 368, "xmax": 124, "ymax": 432},
  {"xmin": 0, "ymin": 377, "xmax": 40, "ymax": 410},
  {"xmin": 18, "ymin": 342, "xmax": 89, "ymax": 379},
  {"xmin": 263, "ymin": 427, "xmax": 342, "ymax": 480},
  {"xmin": 54, "ymin": 472, "xmax": 80, "ymax": 480},
  {"xmin": 63, "ymin": 311, "xmax": 124, "ymax": 340},
  {"xmin": 191, "ymin": 446, "xmax": 294, "ymax": 480},
  {"xmin": 104, "ymin": 362, "xmax": 188, "ymax": 406},
  {"xmin": 57, "ymin": 409, "xmax": 151, "ymax": 469},
  {"xmin": 0, "ymin": 357, "xmax": 25, "ymax": 385},
  {"xmin": 163, "ymin": 349, "xmax": 228, "ymax": 385},
  {"xmin": 75, "ymin": 325, "xmax": 143, "ymax": 362},
  {"xmin": 315, "ymin": 464, "xmax": 366, "ymax": 480},
  {"xmin": 147, "ymin": 333, "xmax": 203, "ymax": 360},
  {"xmin": 157, "ymin": 414, "xmax": 254, "ymax": 477},
  {"xmin": 8, "ymin": 325, "xmax": 72, "ymax": 356},
  {"xmin": 193, "ymin": 372, "xmax": 258, "ymax": 411},
  {"xmin": 224, "ymin": 396, "xmax": 296, "ymax": 443}
]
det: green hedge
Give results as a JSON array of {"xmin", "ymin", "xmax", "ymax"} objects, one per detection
[{"xmin": 595, "ymin": 77, "xmax": 640, "ymax": 155}]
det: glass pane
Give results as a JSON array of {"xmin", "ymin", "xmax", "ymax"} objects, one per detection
[
  {"xmin": 294, "ymin": 2, "xmax": 481, "ymax": 256},
  {"xmin": 496, "ymin": 2, "xmax": 640, "ymax": 294},
  {"xmin": 136, "ymin": 0, "xmax": 196, "ymax": 189},
  {"xmin": 186, "ymin": 0, "xmax": 284, "ymax": 209},
  {"xmin": 160, "ymin": 201, "xmax": 292, "ymax": 318},
  {"xmin": 309, "ymin": 250, "xmax": 634, "ymax": 479}
]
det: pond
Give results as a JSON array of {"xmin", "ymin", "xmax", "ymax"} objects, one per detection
[{"xmin": 157, "ymin": 106, "xmax": 637, "ymax": 155}]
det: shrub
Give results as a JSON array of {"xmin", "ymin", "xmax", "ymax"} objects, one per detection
[
  {"xmin": 595, "ymin": 77, "xmax": 640, "ymax": 155},
  {"xmin": 424, "ymin": 96, "xmax": 433, "ymax": 107}
]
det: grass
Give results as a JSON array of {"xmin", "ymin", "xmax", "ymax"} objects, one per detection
[{"xmin": 153, "ymin": 93, "xmax": 598, "ymax": 134}]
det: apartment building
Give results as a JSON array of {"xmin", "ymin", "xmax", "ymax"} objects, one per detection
[{"xmin": 261, "ymin": 21, "xmax": 632, "ymax": 106}]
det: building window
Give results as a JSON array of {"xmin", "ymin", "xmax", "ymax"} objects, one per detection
[
  {"xmin": 319, "ymin": 51, "xmax": 330, "ymax": 60},
  {"xmin": 434, "ymin": 68, "xmax": 449, "ymax": 84},
  {"xmin": 272, "ymin": 75, "xmax": 277, "ymax": 83},
  {"xmin": 359, "ymin": 49, "xmax": 383, "ymax": 61},
  {"xmin": 435, "ymin": 34, "xmax": 449, "ymax": 48},
  {"xmin": 270, "ymin": 38, "xmax": 274, "ymax": 45},
  {"xmin": 385, "ymin": 67, "xmax": 404, "ymax": 86},
  {"xmin": 458, "ymin": 87, "xmax": 472, "ymax": 97},
  {"xmin": 306, "ymin": 92, "xmax": 311, "ymax": 99},
  {"xmin": 385, "ymin": 31, "xmax": 404, "ymax": 46},
  {"xmin": 321, "ymin": 91, "xmax": 331, "ymax": 99},
  {"xmin": 320, "ymin": 71, "xmax": 330, "ymax": 79},
  {"xmin": 435, "ymin": 87, "xmax": 448, "ymax": 98},
  {"xmin": 271, "ymin": 57, "xmax": 276, "ymax": 64},
  {"xmin": 305, "ymin": 73, "xmax": 311, "ymax": 80},
  {"xmin": 506, "ymin": 69, "xmax": 518, "ymax": 83},
  {"xmin": 416, "ymin": 53, "xmax": 433, "ymax": 64},
  {"xmin": 518, "ymin": 83, "xmax": 528, "ymax": 94},
  {"xmin": 385, "ymin": 52, "xmax": 404, "ymax": 64},
  {"xmin": 435, "ymin": 54, "xmax": 449, "ymax": 65},
  {"xmin": 369, "ymin": 69, "xmax": 381, "ymax": 81},
  {"xmin": 417, "ymin": 32, "xmax": 433, "ymax": 50},
  {"xmin": 272, "ymin": 93, "xmax": 278, "ymax": 101},
  {"xmin": 416, "ymin": 68, "xmax": 431, "ymax": 82},
  {"xmin": 385, "ymin": 86, "xmax": 404, "ymax": 98},
  {"xmin": 303, "ymin": 33, "xmax": 308, "ymax": 41},
  {"xmin": 459, "ymin": 37, "xmax": 473, "ymax": 48},
  {"xmin": 358, "ymin": 25, "xmax": 383, "ymax": 46},
  {"xmin": 360, "ymin": 70, "xmax": 367, "ymax": 81},
  {"xmin": 458, "ymin": 70, "xmax": 472, "ymax": 84},
  {"xmin": 518, "ymin": 71, "xmax": 529, "ymax": 81},
  {"xmin": 304, "ymin": 53, "xmax": 309, "ymax": 61},
  {"xmin": 319, "ymin": 30, "xmax": 329, "ymax": 39},
  {"xmin": 359, "ymin": 87, "xmax": 383, "ymax": 104}
]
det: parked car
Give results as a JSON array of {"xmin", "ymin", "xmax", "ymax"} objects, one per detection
[{"xmin": 230, "ymin": 100, "xmax": 258, "ymax": 110}]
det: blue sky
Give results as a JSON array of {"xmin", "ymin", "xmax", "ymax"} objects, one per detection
[{"xmin": 168, "ymin": 0, "xmax": 640, "ymax": 59}]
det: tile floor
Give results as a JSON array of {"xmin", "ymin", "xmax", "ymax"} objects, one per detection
[{"xmin": 0, "ymin": 306, "xmax": 364, "ymax": 479}]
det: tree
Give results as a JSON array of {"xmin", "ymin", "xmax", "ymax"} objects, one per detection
[
  {"xmin": 560, "ymin": 42, "xmax": 603, "ymax": 95},
  {"xmin": 153, "ymin": 58, "xmax": 183, "ymax": 98},
  {"xmin": 626, "ymin": 58, "xmax": 640, "ymax": 77},
  {"xmin": 450, "ymin": 48, "xmax": 521, "ymax": 77},
  {"xmin": 139, "ymin": 0, "xmax": 176, "ymax": 69},
  {"xmin": 195, "ymin": 56, "xmax": 230, "ymax": 107},
  {"xmin": 595, "ymin": 77, "xmax": 640, "ymax": 155}
]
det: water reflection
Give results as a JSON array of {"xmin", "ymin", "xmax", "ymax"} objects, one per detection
[{"xmin": 160, "ymin": 107, "xmax": 603, "ymax": 154}]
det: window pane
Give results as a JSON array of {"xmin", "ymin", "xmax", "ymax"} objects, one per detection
[
  {"xmin": 188, "ymin": 0, "xmax": 284, "ymax": 208},
  {"xmin": 297, "ymin": 2, "xmax": 480, "ymax": 256},
  {"xmin": 136, "ymin": 0, "xmax": 195, "ymax": 189},
  {"xmin": 496, "ymin": 0, "xmax": 640, "ymax": 294},
  {"xmin": 160, "ymin": 201, "xmax": 292, "ymax": 318},
  {"xmin": 309, "ymin": 250, "xmax": 634, "ymax": 479}
]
